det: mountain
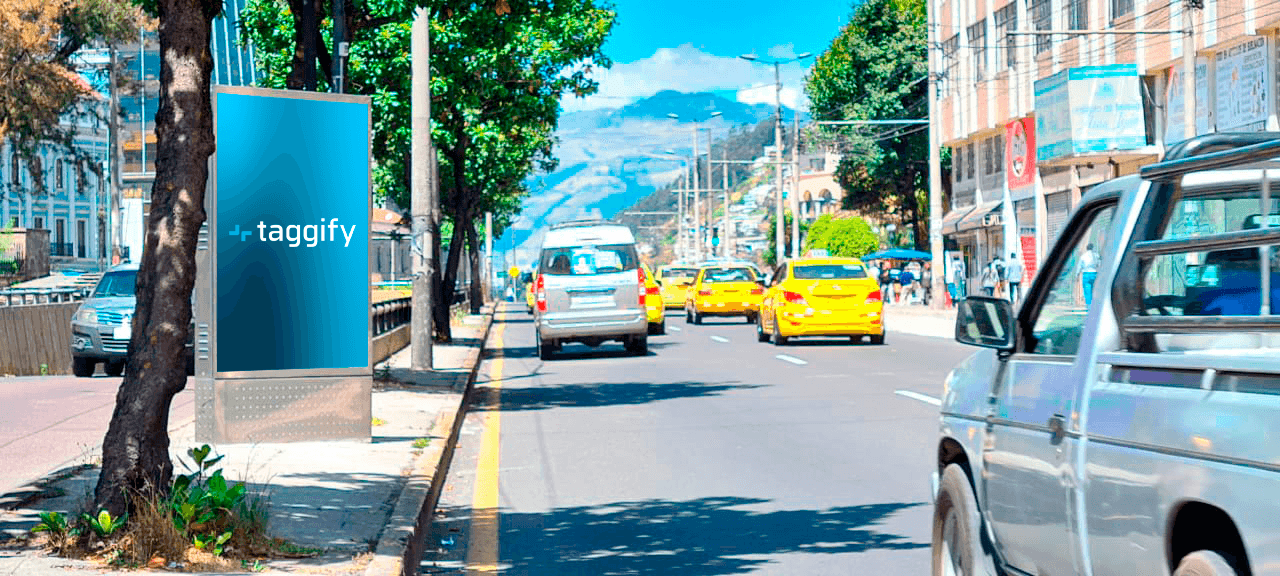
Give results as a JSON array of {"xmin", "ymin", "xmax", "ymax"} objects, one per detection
[{"xmin": 499, "ymin": 90, "xmax": 794, "ymax": 268}]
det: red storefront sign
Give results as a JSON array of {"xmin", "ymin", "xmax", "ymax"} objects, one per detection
[
  {"xmin": 1020, "ymin": 235, "xmax": 1038, "ymax": 282},
  {"xmin": 1006, "ymin": 118, "xmax": 1036, "ymax": 190}
]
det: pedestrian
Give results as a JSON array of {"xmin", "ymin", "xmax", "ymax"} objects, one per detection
[
  {"xmin": 1006, "ymin": 252, "xmax": 1024, "ymax": 304},
  {"xmin": 898, "ymin": 266, "xmax": 915, "ymax": 304},
  {"xmin": 866, "ymin": 259, "xmax": 881, "ymax": 284},
  {"xmin": 991, "ymin": 254, "xmax": 1006, "ymax": 299},
  {"xmin": 878, "ymin": 263, "xmax": 893, "ymax": 301},
  {"xmin": 1081, "ymin": 243, "xmax": 1099, "ymax": 307},
  {"xmin": 921, "ymin": 261, "xmax": 934, "ymax": 306},
  {"xmin": 981, "ymin": 259, "xmax": 997, "ymax": 296},
  {"xmin": 954, "ymin": 257, "xmax": 967, "ymax": 300}
]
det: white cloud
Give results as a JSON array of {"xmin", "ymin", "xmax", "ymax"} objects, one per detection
[{"xmin": 562, "ymin": 43, "xmax": 811, "ymax": 113}]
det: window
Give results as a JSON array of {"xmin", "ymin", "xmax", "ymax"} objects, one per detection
[
  {"xmin": 9, "ymin": 154, "xmax": 18, "ymax": 185},
  {"xmin": 983, "ymin": 138, "xmax": 995, "ymax": 176},
  {"xmin": 792, "ymin": 264, "xmax": 868, "ymax": 279},
  {"xmin": 1032, "ymin": 0, "xmax": 1053, "ymax": 54},
  {"xmin": 702, "ymin": 267, "xmax": 756, "ymax": 283},
  {"xmin": 994, "ymin": 135, "xmax": 1006, "ymax": 173},
  {"xmin": 540, "ymin": 244, "xmax": 638, "ymax": 276},
  {"xmin": 995, "ymin": 3, "xmax": 1018, "ymax": 70},
  {"xmin": 33, "ymin": 216, "xmax": 44, "ymax": 230},
  {"xmin": 1029, "ymin": 204, "xmax": 1116, "ymax": 355},
  {"xmin": 942, "ymin": 34, "xmax": 960, "ymax": 94},
  {"xmin": 969, "ymin": 20, "xmax": 987, "ymax": 81},
  {"xmin": 966, "ymin": 144, "xmax": 976, "ymax": 180},
  {"xmin": 954, "ymin": 147, "xmax": 964, "ymax": 182},
  {"xmin": 1112, "ymin": 0, "xmax": 1133, "ymax": 18},
  {"xmin": 1068, "ymin": 0, "xmax": 1088, "ymax": 30}
]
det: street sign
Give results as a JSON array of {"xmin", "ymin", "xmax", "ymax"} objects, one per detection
[{"xmin": 198, "ymin": 86, "xmax": 373, "ymax": 443}]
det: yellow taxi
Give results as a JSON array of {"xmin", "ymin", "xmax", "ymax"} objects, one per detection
[
  {"xmin": 656, "ymin": 264, "xmax": 700, "ymax": 308},
  {"xmin": 641, "ymin": 263, "xmax": 665, "ymax": 334},
  {"xmin": 684, "ymin": 265, "xmax": 763, "ymax": 324},
  {"xmin": 524, "ymin": 276, "xmax": 536, "ymax": 314},
  {"xmin": 757, "ymin": 256, "xmax": 884, "ymax": 345}
]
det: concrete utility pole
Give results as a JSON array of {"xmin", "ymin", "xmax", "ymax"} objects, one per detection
[
  {"xmin": 791, "ymin": 111, "xmax": 800, "ymax": 258},
  {"xmin": 741, "ymin": 52, "xmax": 811, "ymax": 263},
  {"xmin": 693, "ymin": 126, "xmax": 701, "ymax": 261},
  {"xmin": 410, "ymin": 9, "xmax": 435, "ymax": 370},
  {"xmin": 722, "ymin": 144, "xmax": 730, "ymax": 258},
  {"xmin": 108, "ymin": 47, "xmax": 123, "ymax": 266},
  {"xmin": 927, "ymin": 0, "xmax": 946, "ymax": 309},
  {"xmin": 332, "ymin": 0, "xmax": 347, "ymax": 93},
  {"xmin": 1183, "ymin": 0, "xmax": 1198, "ymax": 140}
]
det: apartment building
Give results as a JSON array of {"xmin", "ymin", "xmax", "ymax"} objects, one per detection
[{"xmin": 935, "ymin": 0, "xmax": 1280, "ymax": 290}]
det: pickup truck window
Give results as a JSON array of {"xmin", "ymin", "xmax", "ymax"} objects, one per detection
[
  {"xmin": 1030, "ymin": 205, "xmax": 1115, "ymax": 355},
  {"xmin": 1140, "ymin": 180, "xmax": 1280, "ymax": 350}
]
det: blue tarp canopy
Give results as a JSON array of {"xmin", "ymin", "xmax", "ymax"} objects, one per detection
[{"xmin": 863, "ymin": 248, "xmax": 933, "ymax": 261}]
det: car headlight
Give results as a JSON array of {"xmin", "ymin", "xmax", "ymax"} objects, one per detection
[{"xmin": 74, "ymin": 307, "xmax": 98, "ymax": 324}]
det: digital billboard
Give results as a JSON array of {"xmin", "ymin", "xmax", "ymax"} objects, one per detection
[{"xmin": 213, "ymin": 88, "xmax": 371, "ymax": 373}]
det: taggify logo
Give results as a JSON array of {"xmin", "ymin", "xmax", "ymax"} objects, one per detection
[{"xmin": 226, "ymin": 219, "xmax": 358, "ymax": 248}]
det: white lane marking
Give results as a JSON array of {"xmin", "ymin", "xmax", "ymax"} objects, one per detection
[
  {"xmin": 775, "ymin": 354, "xmax": 808, "ymax": 366},
  {"xmin": 711, "ymin": 335, "xmax": 729, "ymax": 343},
  {"xmin": 895, "ymin": 390, "xmax": 941, "ymax": 406},
  {"xmin": 669, "ymin": 326, "xmax": 682, "ymax": 332}
]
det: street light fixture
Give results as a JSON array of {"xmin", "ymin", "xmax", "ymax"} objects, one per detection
[
  {"xmin": 668, "ymin": 111, "xmax": 722, "ymax": 261},
  {"xmin": 741, "ymin": 51, "xmax": 813, "ymax": 261}
]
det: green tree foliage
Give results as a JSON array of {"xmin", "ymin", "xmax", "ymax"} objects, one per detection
[
  {"xmin": 763, "ymin": 211, "xmax": 805, "ymax": 268},
  {"xmin": 242, "ymin": 0, "xmax": 615, "ymax": 338},
  {"xmin": 805, "ymin": 0, "xmax": 928, "ymax": 249},
  {"xmin": 803, "ymin": 214, "xmax": 877, "ymax": 258}
]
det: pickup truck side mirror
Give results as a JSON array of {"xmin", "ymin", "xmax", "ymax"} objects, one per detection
[{"xmin": 955, "ymin": 296, "xmax": 1016, "ymax": 351}]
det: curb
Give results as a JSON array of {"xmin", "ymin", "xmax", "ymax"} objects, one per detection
[{"xmin": 364, "ymin": 303, "xmax": 497, "ymax": 576}]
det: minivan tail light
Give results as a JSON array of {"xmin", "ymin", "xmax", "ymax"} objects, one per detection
[
  {"xmin": 782, "ymin": 290, "xmax": 807, "ymax": 305},
  {"xmin": 637, "ymin": 268, "xmax": 647, "ymax": 306},
  {"xmin": 536, "ymin": 274, "xmax": 547, "ymax": 313},
  {"xmin": 865, "ymin": 290, "xmax": 882, "ymax": 304}
]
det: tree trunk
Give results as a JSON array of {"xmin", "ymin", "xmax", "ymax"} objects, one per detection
[
  {"xmin": 465, "ymin": 219, "xmax": 482, "ymax": 314},
  {"xmin": 94, "ymin": 0, "xmax": 216, "ymax": 517},
  {"xmin": 437, "ymin": 212, "xmax": 465, "ymax": 339}
]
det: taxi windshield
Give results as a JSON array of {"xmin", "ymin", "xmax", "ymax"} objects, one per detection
[
  {"xmin": 793, "ymin": 264, "xmax": 868, "ymax": 280},
  {"xmin": 702, "ymin": 267, "xmax": 756, "ymax": 283}
]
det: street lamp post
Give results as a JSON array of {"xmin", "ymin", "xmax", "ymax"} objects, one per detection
[
  {"xmin": 741, "ymin": 52, "xmax": 811, "ymax": 263},
  {"xmin": 668, "ymin": 111, "xmax": 721, "ymax": 261}
]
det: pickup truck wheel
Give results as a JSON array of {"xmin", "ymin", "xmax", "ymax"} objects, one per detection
[
  {"xmin": 72, "ymin": 357, "xmax": 96, "ymax": 378},
  {"xmin": 538, "ymin": 337, "xmax": 554, "ymax": 361},
  {"xmin": 932, "ymin": 464, "xmax": 998, "ymax": 576},
  {"xmin": 1174, "ymin": 551, "xmax": 1239, "ymax": 576}
]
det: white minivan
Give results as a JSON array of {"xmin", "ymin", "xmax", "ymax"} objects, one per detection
[{"xmin": 532, "ymin": 220, "xmax": 649, "ymax": 360}]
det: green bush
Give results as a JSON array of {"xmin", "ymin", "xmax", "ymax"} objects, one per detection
[{"xmin": 803, "ymin": 214, "xmax": 878, "ymax": 258}]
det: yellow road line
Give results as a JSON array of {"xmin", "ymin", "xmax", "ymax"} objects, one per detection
[{"xmin": 466, "ymin": 317, "xmax": 505, "ymax": 574}]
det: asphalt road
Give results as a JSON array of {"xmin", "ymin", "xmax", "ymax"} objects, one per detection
[
  {"xmin": 0, "ymin": 372, "xmax": 194, "ymax": 498},
  {"xmin": 422, "ymin": 303, "xmax": 975, "ymax": 575}
]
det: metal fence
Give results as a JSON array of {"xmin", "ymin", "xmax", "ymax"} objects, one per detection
[
  {"xmin": 372, "ymin": 297, "xmax": 410, "ymax": 336},
  {"xmin": 0, "ymin": 287, "xmax": 89, "ymax": 306}
]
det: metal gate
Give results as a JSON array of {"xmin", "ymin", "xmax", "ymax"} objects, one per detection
[{"xmin": 1046, "ymin": 192, "xmax": 1071, "ymax": 245}]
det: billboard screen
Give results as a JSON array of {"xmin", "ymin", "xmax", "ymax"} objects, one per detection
[{"xmin": 214, "ymin": 89, "xmax": 370, "ymax": 373}]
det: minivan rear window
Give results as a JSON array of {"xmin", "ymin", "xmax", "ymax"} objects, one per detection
[
  {"xmin": 793, "ymin": 265, "xmax": 868, "ymax": 280},
  {"xmin": 541, "ymin": 244, "xmax": 639, "ymax": 276},
  {"xmin": 94, "ymin": 271, "xmax": 137, "ymax": 297},
  {"xmin": 661, "ymin": 267, "xmax": 699, "ymax": 279}
]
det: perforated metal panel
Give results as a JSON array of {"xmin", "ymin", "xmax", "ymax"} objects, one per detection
[{"xmin": 198, "ymin": 376, "xmax": 371, "ymax": 443}]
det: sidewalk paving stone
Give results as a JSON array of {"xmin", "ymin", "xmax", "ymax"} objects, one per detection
[{"xmin": 0, "ymin": 306, "xmax": 494, "ymax": 576}]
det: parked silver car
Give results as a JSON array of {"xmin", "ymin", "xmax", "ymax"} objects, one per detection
[
  {"xmin": 934, "ymin": 133, "xmax": 1280, "ymax": 576},
  {"xmin": 532, "ymin": 220, "xmax": 648, "ymax": 360},
  {"xmin": 70, "ymin": 263, "xmax": 193, "ymax": 377}
]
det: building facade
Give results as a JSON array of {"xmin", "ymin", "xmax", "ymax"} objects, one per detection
[
  {"xmin": 0, "ymin": 6, "xmax": 259, "ymax": 271},
  {"xmin": 935, "ymin": 0, "xmax": 1280, "ymax": 292}
]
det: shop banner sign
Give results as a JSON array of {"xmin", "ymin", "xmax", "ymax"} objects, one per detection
[
  {"xmin": 1006, "ymin": 118, "xmax": 1036, "ymax": 191},
  {"xmin": 1020, "ymin": 235, "xmax": 1038, "ymax": 283},
  {"xmin": 1035, "ymin": 64, "xmax": 1146, "ymax": 162},
  {"xmin": 1216, "ymin": 37, "xmax": 1269, "ymax": 132},
  {"xmin": 1165, "ymin": 57, "xmax": 1212, "ymax": 144}
]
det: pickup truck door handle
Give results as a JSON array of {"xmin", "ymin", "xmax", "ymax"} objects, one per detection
[{"xmin": 1048, "ymin": 413, "xmax": 1066, "ymax": 443}]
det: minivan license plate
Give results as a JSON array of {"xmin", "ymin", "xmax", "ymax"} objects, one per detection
[
  {"xmin": 113, "ymin": 326, "xmax": 130, "ymax": 339},
  {"xmin": 571, "ymin": 295, "xmax": 613, "ymax": 308}
]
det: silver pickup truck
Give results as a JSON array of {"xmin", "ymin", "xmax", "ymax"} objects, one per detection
[{"xmin": 935, "ymin": 133, "xmax": 1280, "ymax": 576}]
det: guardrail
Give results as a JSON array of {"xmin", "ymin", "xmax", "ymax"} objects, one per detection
[
  {"xmin": 373, "ymin": 297, "xmax": 411, "ymax": 336},
  {"xmin": 0, "ymin": 287, "xmax": 89, "ymax": 306}
]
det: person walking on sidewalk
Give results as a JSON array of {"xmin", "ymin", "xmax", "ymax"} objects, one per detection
[
  {"xmin": 920, "ymin": 261, "xmax": 933, "ymax": 306},
  {"xmin": 878, "ymin": 263, "xmax": 893, "ymax": 302},
  {"xmin": 1081, "ymin": 243, "xmax": 1099, "ymax": 307},
  {"xmin": 981, "ymin": 259, "xmax": 998, "ymax": 297},
  {"xmin": 1006, "ymin": 252, "xmax": 1024, "ymax": 304},
  {"xmin": 954, "ymin": 257, "xmax": 967, "ymax": 301},
  {"xmin": 898, "ymin": 266, "xmax": 916, "ymax": 304}
]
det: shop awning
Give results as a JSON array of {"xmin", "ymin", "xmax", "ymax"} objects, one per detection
[
  {"xmin": 941, "ymin": 205, "xmax": 975, "ymax": 235},
  {"xmin": 956, "ymin": 200, "xmax": 1003, "ymax": 232}
]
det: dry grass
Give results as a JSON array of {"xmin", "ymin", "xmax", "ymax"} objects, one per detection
[{"xmin": 120, "ymin": 490, "xmax": 188, "ymax": 566}]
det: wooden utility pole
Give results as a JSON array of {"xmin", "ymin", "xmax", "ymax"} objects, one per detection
[{"xmin": 410, "ymin": 9, "xmax": 435, "ymax": 370}]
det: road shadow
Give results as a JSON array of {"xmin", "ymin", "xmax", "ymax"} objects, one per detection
[
  {"xmin": 428, "ymin": 497, "xmax": 927, "ymax": 574},
  {"xmin": 469, "ymin": 380, "xmax": 762, "ymax": 412},
  {"xmin": 778, "ymin": 338, "xmax": 877, "ymax": 347}
]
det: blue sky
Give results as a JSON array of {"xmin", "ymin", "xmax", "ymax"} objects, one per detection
[{"xmin": 562, "ymin": 0, "xmax": 854, "ymax": 112}]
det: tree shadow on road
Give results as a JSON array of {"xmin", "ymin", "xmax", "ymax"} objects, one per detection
[
  {"xmin": 469, "ymin": 380, "xmax": 762, "ymax": 412},
  {"xmin": 429, "ymin": 496, "xmax": 927, "ymax": 575}
]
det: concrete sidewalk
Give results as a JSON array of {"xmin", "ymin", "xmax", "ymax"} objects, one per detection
[
  {"xmin": 0, "ymin": 306, "xmax": 494, "ymax": 575},
  {"xmin": 884, "ymin": 302, "xmax": 958, "ymax": 339}
]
